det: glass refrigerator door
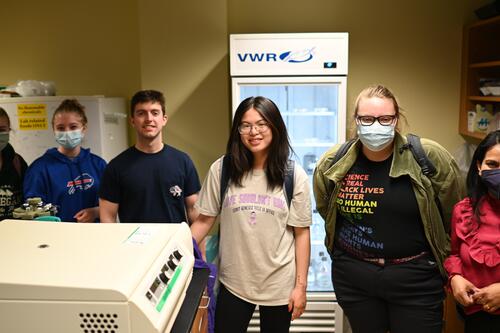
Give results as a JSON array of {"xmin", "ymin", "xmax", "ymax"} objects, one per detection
[{"xmin": 233, "ymin": 76, "xmax": 346, "ymax": 292}]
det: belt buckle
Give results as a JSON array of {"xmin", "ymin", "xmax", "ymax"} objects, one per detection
[{"xmin": 365, "ymin": 257, "xmax": 385, "ymax": 266}]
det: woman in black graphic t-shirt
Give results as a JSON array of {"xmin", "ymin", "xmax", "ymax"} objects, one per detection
[
  {"xmin": 313, "ymin": 85, "xmax": 465, "ymax": 333},
  {"xmin": 0, "ymin": 107, "xmax": 28, "ymax": 220}
]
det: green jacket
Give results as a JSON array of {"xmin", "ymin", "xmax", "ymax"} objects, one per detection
[{"xmin": 313, "ymin": 133, "xmax": 465, "ymax": 277}]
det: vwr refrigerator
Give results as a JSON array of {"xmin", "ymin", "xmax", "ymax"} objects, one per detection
[
  {"xmin": 0, "ymin": 96, "xmax": 129, "ymax": 164},
  {"xmin": 230, "ymin": 33, "xmax": 349, "ymax": 333}
]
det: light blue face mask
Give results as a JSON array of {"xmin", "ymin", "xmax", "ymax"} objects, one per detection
[
  {"xmin": 55, "ymin": 129, "xmax": 83, "ymax": 149},
  {"xmin": 0, "ymin": 132, "xmax": 9, "ymax": 151},
  {"xmin": 357, "ymin": 122, "xmax": 395, "ymax": 152}
]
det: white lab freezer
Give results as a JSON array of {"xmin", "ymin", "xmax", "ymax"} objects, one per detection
[{"xmin": 0, "ymin": 96, "xmax": 129, "ymax": 164}]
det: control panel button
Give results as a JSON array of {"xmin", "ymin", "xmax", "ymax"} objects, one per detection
[
  {"xmin": 173, "ymin": 250, "xmax": 183, "ymax": 261},
  {"xmin": 150, "ymin": 277, "xmax": 161, "ymax": 293},
  {"xmin": 159, "ymin": 272, "xmax": 169, "ymax": 284},
  {"xmin": 167, "ymin": 259, "xmax": 177, "ymax": 270}
]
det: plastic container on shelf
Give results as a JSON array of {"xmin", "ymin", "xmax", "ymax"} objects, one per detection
[
  {"xmin": 474, "ymin": 104, "xmax": 494, "ymax": 133},
  {"xmin": 488, "ymin": 111, "xmax": 500, "ymax": 131},
  {"xmin": 467, "ymin": 110, "xmax": 476, "ymax": 132}
]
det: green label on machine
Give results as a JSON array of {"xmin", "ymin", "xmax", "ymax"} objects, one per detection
[{"xmin": 156, "ymin": 265, "xmax": 182, "ymax": 312}]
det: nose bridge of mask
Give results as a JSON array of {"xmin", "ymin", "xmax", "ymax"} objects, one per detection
[
  {"xmin": 359, "ymin": 121, "xmax": 392, "ymax": 134},
  {"xmin": 56, "ymin": 129, "xmax": 82, "ymax": 139},
  {"xmin": 357, "ymin": 122, "xmax": 395, "ymax": 140},
  {"xmin": 482, "ymin": 168, "xmax": 500, "ymax": 182},
  {"xmin": 55, "ymin": 129, "xmax": 83, "ymax": 148},
  {"xmin": 481, "ymin": 168, "xmax": 500, "ymax": 199},
  {"xmin": 0, "ymin": 131, "xmax": 9, "ymax": 141}
]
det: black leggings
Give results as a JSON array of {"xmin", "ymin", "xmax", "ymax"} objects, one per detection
[
  {"xmin": 214, "ymin": 283, "xmax": 292, "ymax": 333},
  {"xmin": 465, "ymin": 311, "xmax": 500, "ymax": 333}
]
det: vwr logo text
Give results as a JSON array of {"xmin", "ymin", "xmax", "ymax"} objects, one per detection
[{"xmin": 237, "ymin": 47, "xmax": 316, "ymax": 63}]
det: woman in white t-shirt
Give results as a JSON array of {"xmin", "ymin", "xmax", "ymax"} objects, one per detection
[{"xmin": 191, "ymin": 96, "xmax": 312, "ymax": 333}]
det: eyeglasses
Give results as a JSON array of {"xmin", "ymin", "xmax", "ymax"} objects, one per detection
[
  {"xmin": 238, "ymin": 122, "xmax": 270, "ymax": 135},
  {"xmin": 356, "ymin": 115, "xmax": 397, "ymax": 126}
]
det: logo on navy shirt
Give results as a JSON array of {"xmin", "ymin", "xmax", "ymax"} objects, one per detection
[
  {"xmin": 66, "ymin": 173, "xmax": 95, "ymax": 195},
  {"xmin": 169, "ymin": 185, "xmax": 182, "ymax": 198}
]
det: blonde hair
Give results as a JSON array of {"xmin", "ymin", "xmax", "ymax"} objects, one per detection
[
  {"xmin": 349, "ymin": 84, "xmax": 407, "ymax": 138},
  {"xmin": 52, "ymin": 99, "xmax": 88, "ymax": 128}
]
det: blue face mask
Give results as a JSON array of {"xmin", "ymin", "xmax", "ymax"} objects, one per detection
[
  {"xmin": 0, "ymin": 132, "xmax": 9, "ymax": 151},
  {"xmin": 357, "ymin": 122, "xmax": 395, "ymax": 152},
  {"xmin": 55, "ymin": 129, "xmax": 83, "ymax": 149},
  {"xmin": 481, "ymin": 168, "xmax": 500, "ymax": 200}
]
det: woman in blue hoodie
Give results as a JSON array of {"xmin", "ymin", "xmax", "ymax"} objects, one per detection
[{"xmin": 24, "ymin": 99, "xmax": 106, "ymax": 222}]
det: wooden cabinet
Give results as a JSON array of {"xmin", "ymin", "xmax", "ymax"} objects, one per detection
[
  {"xmin": 191, "ymin": 289, "xmax": 209, "ymax": 333},
  {"xmin": 443, "ymin": 292, "xmax": 464, "ymax": 333},
  {"xmin": 459, "ymin": 15, "xmax": 500, "ymax": 141}
]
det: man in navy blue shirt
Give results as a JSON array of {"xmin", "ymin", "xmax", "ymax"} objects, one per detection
[{"xmin": 99, "ymin": 90, "xmax": 200, "ymax": 223}]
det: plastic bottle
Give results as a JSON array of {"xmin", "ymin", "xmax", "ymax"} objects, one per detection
[
  {"xmin": 311, "ymin": 218, "xmax": 322, "ymax": 241},
  {"xmin": 308, "ymin": 258, "xmax": 317, "ymax": 286},
  {"xmin": 316, "ymin": 256, "xmax": 332, "ymax": 289}
]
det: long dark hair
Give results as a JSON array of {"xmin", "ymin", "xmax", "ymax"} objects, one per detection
[
  {"xmin": 466, "ymin": 129, "xmax": 500, "ymax": 216},
  {"xmin": 0, "ymin": 107, "xmax": 11, "ymax": 127},
  {"xmin": 226, "ymin": 96, "xmax": 292, "ymax": 190}
]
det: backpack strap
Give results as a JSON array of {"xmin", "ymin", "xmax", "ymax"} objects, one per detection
[
  {"xmin": 320, "ymin": 139, "xmax": 356, "ymax": 203},
  {"xmin": 405, "ymin": 134, "xmax": 437, "ymax": 177},
  {"xmin": 219, "ymin": 154, "xmax": 231, "ymax": 210},
  {"xmin": 283, "ymin": 160, "xmax": 295, "ymax": 208},
  {"xmin": 402, "ymin": 134, "xmax": 443, "ymax": 223},
  {"xmin": 12, "ymin": 154, "xmax": 22, "ymax": 178},
  {"xmin": 331, "ymin": 139, "xmax": 356, "ymax": 168}
]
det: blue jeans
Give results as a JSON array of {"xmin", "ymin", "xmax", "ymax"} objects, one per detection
[{"xmin": 331, "ymin": 249, "xmax": 445, "ymax": 333}]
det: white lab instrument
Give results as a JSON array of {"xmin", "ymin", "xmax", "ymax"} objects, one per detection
[{"xmin": 0, "ymin": 220, "xmax": 194, "ymax": 333}]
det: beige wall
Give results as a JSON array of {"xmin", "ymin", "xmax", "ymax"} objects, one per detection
[
  {"xmin": 0, "ymin": 0, "xmax": 493, "ymax": 178},
  {"xmin": 137, "ymin": 0, "xmax": 229, "ymax": 176},
  {"xmin": 0, "ymin": 0, "xmax": 141, "ymax": 98}
]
